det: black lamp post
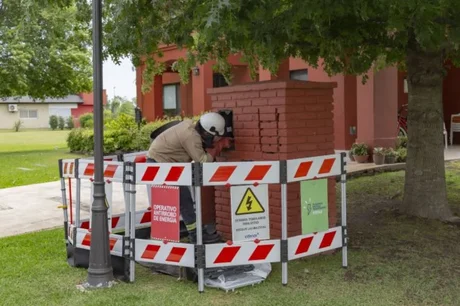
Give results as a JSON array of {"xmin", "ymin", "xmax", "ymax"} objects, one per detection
[{"xmin": 85, "ymin": 0, "xmax": 115, "ymax": 288}]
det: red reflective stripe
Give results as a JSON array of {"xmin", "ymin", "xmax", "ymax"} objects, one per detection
[
  {"xmin": 318, "ymin": 158, "xmax": 335, "ymax": 175},
  {"xmin": 245, "ymin": 165, "xmax": 271, "ymax": 181},
  {"xmin": 82, "ymin": 234, "xmax": 91, "ymax": 247},
  {"xmin": 68, "ymin": 163, "xmax": 74, "ymax": 175},
  {"xmin": 213, "ymin": 246, "xmax": 241, "ymax": 264},
  {"xmin": 109, "ymin": 238, "xmax": 117, "ymax": 251},
  {"xmin": 210, "ymin": 166, "xmax": 237, "ymax": 182},
  {"xmin": 165, "ymin": 166, "xmax": 185, "ymax": 182},
  {"xmin": 142, "ymin": 166, "xmax": 160, "ymax": 181},
  {"xmin": 141, "ymin": 211, "xmax": 151, "ymax": 224},
  {"xmin": 141, "ymin": 244, "xmax": 160, "ymax": 260},
  {"xmin": 294, "ymin": 161, "xmax": 313, "ymax": 178},
  {"xmin": 104, "ymin": 165, "xmax": 118, "ymax": 178},
  {"xmin": 111, "ymin": 217, "xmax": 120, "ymax": 228},
  {"xmin": 295, "ymin": 236, "xmax": 313, "ymax": 255},
  {"xmin": 84, "ymin": 163, "xmax": 95, "ymax": 176},
  {"xmin": 134, "ymin": 155, "xmax": 146, "ymax": 163},
  {"xmin": 319, "ymin": 231, "xmax": 336, "ymax": 249},
  {"xmin": 166, "ymin": 247, "xmax": 187, "ymax": 263},
  {"xmin": 80, "ymin": 221, "xmax": 90, "ymax": 229},
  {"xmin": 248, "ymin": 244, "xmax": 274, "ymax": 261}
]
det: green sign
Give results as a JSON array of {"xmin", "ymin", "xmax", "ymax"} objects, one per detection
[{"xmin": 301, "ymin": 179, "xmax": 328, "ymax": 234}]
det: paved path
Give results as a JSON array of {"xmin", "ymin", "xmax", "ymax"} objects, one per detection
[{"xmin": 1, "ymin": 146, "xmax": 459, "ymax": 238}]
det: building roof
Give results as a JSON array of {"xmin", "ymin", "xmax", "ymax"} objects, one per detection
[{"xmin": 0, "ymin": 95, "xmax": 84, "ymax": 104}]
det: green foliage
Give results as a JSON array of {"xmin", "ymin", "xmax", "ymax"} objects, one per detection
[
  {"xmin": 0, "ymin": 0, "xmax": 92, "ymax": 99},
  {"xmin": 396, "ymin": 136, "xmax": 408, "ymax": 149},
  {"xmin": 118, "ymin": 102, "xmax": 135, "ymax": 117},
  {"xmin": 66, "ymin": 116, "xmax": 75, "ymax": 129},
  {"xmin": 13, "ymin": 120, "xmax": 22, "ymax": 132},
  {"xmin": 351, "ymin": 143, "xmax": 368, "ymax": 156},
  {"xmin": 58, "ymin": 116, "xmax": 65, "ymax": 130},
  {"xmin": 79, "ymin": 113, "xmax": 93, "ymax": 129},
  {"xmin": 396, "ymin": 147, "xmax": 408, "ymax": 163},
  {"xmin": 49, "ymin": 115, "xmax": 58, "ymax": 130}
]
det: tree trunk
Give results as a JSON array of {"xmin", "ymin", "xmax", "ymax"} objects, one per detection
[{"xmin": 401, "ymin": 44, "xmax": 452, "ymax": 220}]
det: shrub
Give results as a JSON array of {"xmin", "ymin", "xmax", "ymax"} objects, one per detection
[
  {"xmin": 396, "ymin": 147, "xmax": 407, "ymax": 162},
  {"xmin": 79, "ymin": 113, "xmax": 94, "ymax": 128},
  {"xmin": 49, "ymin": 115, "xmax": 58, "ymax": 130},
  {"xmin": 66, "ymin": 128, "xmax": 85, "ymax": 153},
  {"xmin": 66, "ymin": 113, "xmax": 200, "ymax": 155},
  {"xmin": 66, "ymin": 116, "xmax": 75, "ymax": 129},
  {"xmin": 396, "ymin": 136, "xmax": 408, "ymax": 149},
  {"xmin": 58, "ymin": 116, "xmax": 65, "ymax": 130},
  {"xmin": 13, "ymin": 120, "xmax": 22, "ymax": 132}
]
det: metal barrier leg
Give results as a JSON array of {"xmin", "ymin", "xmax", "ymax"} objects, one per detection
[
  {"xmin": 129, "ymin": 176, "xmax": 136, "ymax": 282},
  {"xmin": 194, "ymin": 185, "xmax": 204, "ymax": 293},
  {"xmin": 341, "ymin": 172, "xmax": 348, "ymax": 268},
  {"xmin": 281, "ymin": 182, "xmax": 288, "ymax": 285},
  {"xmin": 59, "ymin": 176, "xmax": 69, "ymax": 240},
  {"xmin": 76, "ymin": 178, "xmax": 81, "ymax": 229}
]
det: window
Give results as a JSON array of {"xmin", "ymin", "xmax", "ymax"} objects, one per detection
[
  {"xmin": 290, "ymin": 69, "xmax": 308, "ymax": 81},
  {"xmin": 49, "ymin": 107, "xmax": 71, "ymax": 119},
  {"xmin": 163, "ymin": 84, "xmax": 180, "ymax": 117},
  {"xmin": 213, "ymin": 73, "xmax": 229, "ymax": 88},
  {"xmin": 19, "ymin": 109, "xmax": 38, "ymax": 119}
]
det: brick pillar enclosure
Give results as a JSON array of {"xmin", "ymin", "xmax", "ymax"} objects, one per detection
[{"xmin": 208, "ymin": 80, "xmax": 338, "ymax": 240}]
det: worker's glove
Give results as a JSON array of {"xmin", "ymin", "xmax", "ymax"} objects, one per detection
[{"xmin": 206, "ymin": 137, "xmax": 233, "ymax": 158}]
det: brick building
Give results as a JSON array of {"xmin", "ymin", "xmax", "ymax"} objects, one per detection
[{"xmin": 136, "ymin": 45, "xmax": 460, "ymax": 239}]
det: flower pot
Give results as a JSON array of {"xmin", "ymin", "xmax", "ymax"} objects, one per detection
[
  {"xmin": 373, "ymin": 153, "xmax": 385, "ymax": 165},
  {"xmin": 385, "ymin": 156, "xmax": 396, "ymax": 164},
  {"xmin": 353, "ymin": 155, "xmax": 369, "ymax": 163}
]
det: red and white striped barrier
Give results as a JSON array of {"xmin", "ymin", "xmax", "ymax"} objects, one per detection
[
  {"xmin": 74, "ymin": 227, "xmax": 124, "ymax": 257},
  {"xmin": 78, "ymin": 160, "xmax": 124, "ymax": 182},
  {"xmin": 135, "ymin": 163, "xmax": 192, "ymax": 186},
  {"xmin": 62, "ymin": 159, "xmax": 76, "ymax": 178},
  {"xmin": 202, "ymin": 161, "xmax": 280, "ymax": 186},
  {"xmin": 205, "ymin": 240, "xmax": 280, "ymax": 268},
  {"xmin": 135, "ymin": 239, "xmax": 195, "ymax": 268},
  {"xmin": 80, "ymin": 155, "xmax": 119, "ymax": 162},
  {"xmin": 287, "ymin": 226, "xmax": 343, "ymax": 261},
  {"xmin": 79, "ymin": 209, "xmax": 151, "ymax": 232},
  {"xmin": 123, "ymin": 151, "xmax": 148, "ymax": 163},
  {"xmin": 286, "ymin": 154, "xmax": 342, "ymax": 183}
]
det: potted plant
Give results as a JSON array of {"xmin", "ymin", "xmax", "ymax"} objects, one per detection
[
  {"xmin": 349, "ymin": 143, "xmax": 358, "ymax": 162},
  {"xmin": 384, "ymin": 148, "xmax": 397, "ymax": 164},
  {"xmin": 352, "ymin": 143, "xmax": 369, "ymax": 163},
  {"xmin": 373, "ymin": 147, "xmax": 385, "ymax": 165}
]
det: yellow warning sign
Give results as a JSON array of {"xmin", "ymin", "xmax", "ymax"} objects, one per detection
[{"xmin": 235, "ymin": 188, "xmax": 265, "ymax": 215}]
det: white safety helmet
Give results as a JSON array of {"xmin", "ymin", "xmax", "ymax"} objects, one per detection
[{"xmin": 199, "ymin": 112, "xmax": 226, "ymax": 136}]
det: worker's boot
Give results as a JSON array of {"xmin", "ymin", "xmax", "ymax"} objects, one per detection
[{"xmin": 187, "ymin": 229, "xmax": 221, "ymax": 244}]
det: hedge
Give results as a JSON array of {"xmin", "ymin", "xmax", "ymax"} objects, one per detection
[{"xmin": 66, "ymin": 113, "xmax": 201, "ymax": 155}]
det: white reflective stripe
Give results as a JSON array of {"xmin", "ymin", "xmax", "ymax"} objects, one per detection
[
  {"xmin": 202, "ymin": 161, "xmax": 280, "ymax": 186},
  {"xmin": 135, "ymin": 238, "xmax": 195, "ymax": 268},
  {"xmin": 62, "ymin": 159, "xmax": 76, "ymax": 178},
  {"xmin": 78, "ymin": 160, "xmax": 124, "ymax": 182},
  {"xmin": 287, "ymin": 226, "xmax": 343, "ymax": 260},
  {"xmin": 135, "ymin": 163, "xmax": 192, "ymax": 186},
  {"xmin": 205, "ymin": 240, "xmax": 281, "ymax": 268},
  {"xmin": 286, "ymin": 154, "xmax": 342, "ymax": 183},
  {"xmin": 75, "ymin": 228, "xmax": 124, "ymax": 257}
]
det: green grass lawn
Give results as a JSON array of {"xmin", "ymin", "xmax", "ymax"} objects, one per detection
[
  {"xmin": 0, "ymin": 130, "xmax": 81, "ymax": 188},
  {"xmin": 2, "ymin": 164, "xmax": 460, "ymax": 305}
]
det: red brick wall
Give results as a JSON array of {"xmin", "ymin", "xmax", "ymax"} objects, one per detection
[{"xmin": 208, "ymin": 80, "xmax": 337, "ymax": 240}]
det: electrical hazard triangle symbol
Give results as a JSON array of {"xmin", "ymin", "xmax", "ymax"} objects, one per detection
[{"xmin": 235, "ymin": 188, "xmax": 265, "ymax": 215}]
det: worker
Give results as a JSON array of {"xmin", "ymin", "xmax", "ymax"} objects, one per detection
[{"xmin": 146, "ymin": 112, "xmax": 232, "ymax": 243}]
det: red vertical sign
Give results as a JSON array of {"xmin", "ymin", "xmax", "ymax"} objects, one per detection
[{"xmin": 150, "ymin": 186, "xmax": 180, "ymax": 242}]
